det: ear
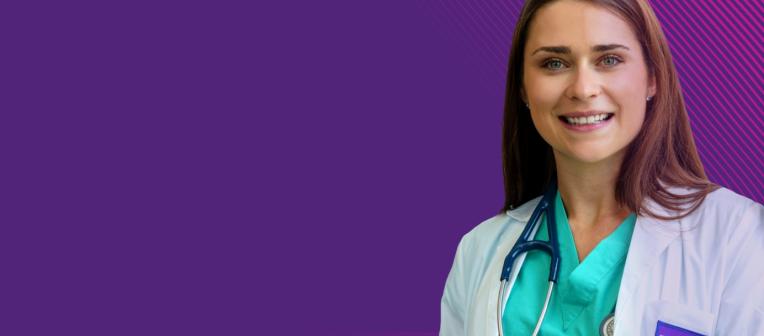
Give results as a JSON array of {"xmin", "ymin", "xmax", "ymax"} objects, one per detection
[
  {"xmin": 520, "ymin": 87, "xmax": 528, "ymax": 104},
  {"xmin": 647, "ymin": 73, "xmax": 657, "ymax": 98}
]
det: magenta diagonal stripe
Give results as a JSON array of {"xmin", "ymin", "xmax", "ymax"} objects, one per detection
[
  {"xmin": 655, "ymin": 0, "xmax": 764, "ymax": 160},
  {"xmin": 656, "ymin": 0, "xmax": 764, "ymax": 200}
]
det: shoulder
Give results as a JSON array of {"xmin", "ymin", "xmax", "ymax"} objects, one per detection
[
  {"xmin": 704, "ymin": 187, "xmax": 764, "ymax": 252},
  {"xmin": 685, "ymin": 187, "xmax": 764, "ymax": 240},
  {"xmin": 442, "ymin": 195, "xmax": 543, "ymax": 311},
  {"xmin": 668, "ymin": 186, "xmax": 764, "ymax": 283},
  {"xmin": 696, "ymin": 188, "xmax": 764, "ymax": 323},
  {"xmin": 696, "ymin": 186, "xmax": 760, "ymax": 217},
  {"xmin": 643, "ymin": 186, "xmax": 762, "ymax": 235},
  {"xmin": 637, "ymin": 186, "xmax": 764, "ymax": 283}
]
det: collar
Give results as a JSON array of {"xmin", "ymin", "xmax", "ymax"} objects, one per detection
[{"xmin": 505, "ymin": 195, "xmax": 543, "ymax": 223}]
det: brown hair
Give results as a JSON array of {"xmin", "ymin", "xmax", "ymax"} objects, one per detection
[{"xmin": 501, "ymin": 0, "xmax": 719, "ymax": 220}]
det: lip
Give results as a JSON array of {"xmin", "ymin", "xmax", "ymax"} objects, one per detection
[{"xmin": 559, "ymin": 110, "xmax": 612, "ymax": 118}]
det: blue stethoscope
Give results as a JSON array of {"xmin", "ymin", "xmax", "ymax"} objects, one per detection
[
  {"xmin": 497, "ymin": 181, "xmax": 560, "ymax": 336},
  {"xmin": 496, "ymin": 180, "xmax": 615, "ymax": 336}
]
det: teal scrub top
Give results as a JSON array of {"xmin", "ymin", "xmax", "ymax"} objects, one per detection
[{"xmin": 502, "ymin": 190, "xmax": 636, "ymax": 335}]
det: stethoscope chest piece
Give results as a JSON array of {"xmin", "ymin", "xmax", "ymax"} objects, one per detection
[{"xmin": 599, "ymin": 313, "xmax": 615, "ymax": 336}]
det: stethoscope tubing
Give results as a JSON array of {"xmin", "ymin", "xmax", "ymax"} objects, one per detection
[{"xmin": 497, "ymin": 181, "xmax": 561, "ymax": 336}]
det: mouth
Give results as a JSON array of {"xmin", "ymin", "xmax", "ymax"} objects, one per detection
[
  {"xmin": 557, "ymin": 112, "xmax": 615, "ymax": 132},
  {"xmin": 558, "ymin": 113, "xmax": 614, "ymax": 126}
]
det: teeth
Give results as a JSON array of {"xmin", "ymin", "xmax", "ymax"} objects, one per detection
[{"xmin": 565, "ymin": 114, "xmax": 610, "ymax": 125}]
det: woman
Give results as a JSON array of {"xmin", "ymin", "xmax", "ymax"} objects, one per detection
[{"xmin": 440, "ymin": 0, "xmax": 764, "ymax": 335}]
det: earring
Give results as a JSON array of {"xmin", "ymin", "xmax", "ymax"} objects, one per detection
[
  {"xmin": 646, "ymin": 96, "xmax": 653, "ymax": 101},
  {"xmin": 525, "ymin": 103, "xmax": 529, "ymax": 108}
]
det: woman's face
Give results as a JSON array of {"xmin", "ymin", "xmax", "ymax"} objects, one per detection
[{"xmin": 522, "ymin": 0, "xmax": 656, "ymax": 164}]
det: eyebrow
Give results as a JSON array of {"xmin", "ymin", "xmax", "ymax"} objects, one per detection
[{"xmin": 531, "ymin": 44, "xmax": 630, "ymax": 56}]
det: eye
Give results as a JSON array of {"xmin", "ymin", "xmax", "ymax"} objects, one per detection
[
  {"xmin": 601, "ymin": 55, "xmax": 623, "ymax": 67},
  {"xmin": 541, "ymin": 58, "xmax": 566, "ymax": 71}
]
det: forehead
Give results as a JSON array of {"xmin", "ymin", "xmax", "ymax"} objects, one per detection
[{"xmin": 526, "ymin": 0, "xmax": 639, "ymax": 52}]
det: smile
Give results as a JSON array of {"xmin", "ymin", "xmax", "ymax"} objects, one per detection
[
  {"xmin": 558, "ymin": 113, "xmax": 614, "ymax": 132},
  {"xmin": 560, "ymin": 113, "xmax": 614, "ymax": 125}
]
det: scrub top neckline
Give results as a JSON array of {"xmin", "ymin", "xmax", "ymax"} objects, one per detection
[
  {"xmin": 552, "ymin": 190, "xmax": 636, "ymax": 329},
  {"xmin": 555, "ymin": 189, "xmax": 637, "ymax": 265}
]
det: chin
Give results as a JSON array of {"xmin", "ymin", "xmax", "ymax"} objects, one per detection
[{"xmin": 565, "ymin": 148, "xmax": 618, "ymax": 164}]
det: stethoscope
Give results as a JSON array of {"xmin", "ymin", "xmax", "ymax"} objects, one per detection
[{"xmin": 496, "ymin": 181, "xmax": 615, "ymax": 336}]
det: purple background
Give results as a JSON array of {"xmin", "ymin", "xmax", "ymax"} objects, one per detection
[{"xmin": 2, "ymin": 0, "xmax": 762, "ymax": 335}]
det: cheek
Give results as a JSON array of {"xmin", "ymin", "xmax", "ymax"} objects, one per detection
[
  {"xmin": 610, "ymin": 68, "xmax": 649, "ymax": 123},
  {"xmin": 523, "ymin": 69, "xmax": 563, "ymax": 105},
  {"xmin": 525, "ymin": 84, "xmax": 565, "ymax": 112},
  {"xmin": 615, "ymin": 93, "xmax": 647, "ymax": 135},
  {"xmin": 612, "ymin": 66, "xmax": 650, "ymax": 98},
  {"xmin": 529, "ymin": 109, "xmax": 561, "ymax": 146}
]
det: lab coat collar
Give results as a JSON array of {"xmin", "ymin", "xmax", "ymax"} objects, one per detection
[
  {"xmin": 505, "ymin": 195, "xmax": 542, "ymax": 222},
  {"xmin": 505, "ymin": 184, "xmax": 698, "ymax": 230}
]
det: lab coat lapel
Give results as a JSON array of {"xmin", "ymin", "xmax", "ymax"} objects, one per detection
[{"xmin": 614, "ymin": 213, "xmax": 681, "ymax": 335}]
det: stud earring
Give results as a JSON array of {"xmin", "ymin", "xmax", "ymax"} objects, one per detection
[{"xmin": 646, "ymin": 96, "xmax": 653, "ymax": 101}]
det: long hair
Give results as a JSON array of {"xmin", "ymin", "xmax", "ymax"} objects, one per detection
[{"xmin": 501, "ymin": 0, "xmax": 718, "ymax": 220}]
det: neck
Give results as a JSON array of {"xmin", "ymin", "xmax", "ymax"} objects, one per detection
[{"xmin": 554, "ymin": 150, "xmax": 630, "ymax": 232}]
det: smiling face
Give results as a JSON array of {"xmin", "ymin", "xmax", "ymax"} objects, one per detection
[{"xmin": 522, "ymin": 0, "xmax": 656, "ymax": 165}]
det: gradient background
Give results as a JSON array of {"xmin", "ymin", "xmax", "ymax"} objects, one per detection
[{"xmin": 2, "ymin": 0, "xmax": 762, "ymax": 335}]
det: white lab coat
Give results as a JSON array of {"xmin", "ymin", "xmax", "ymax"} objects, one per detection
[{"xmin": 440, "ymin": 186, "xmax": 764, "ymax": 335}]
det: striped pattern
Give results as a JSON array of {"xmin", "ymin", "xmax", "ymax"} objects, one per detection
[{"xmin": 422, "ymin": 0, "xmax": 764, "ymax": 203}]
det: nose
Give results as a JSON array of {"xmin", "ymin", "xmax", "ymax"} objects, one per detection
[{"xmin": 565, "ymin": 65, "xmax": 602, "ymax": 102}]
